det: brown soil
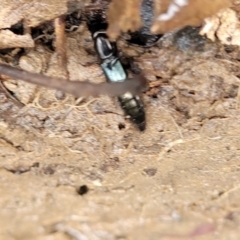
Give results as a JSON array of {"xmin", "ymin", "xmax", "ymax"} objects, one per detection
[{"xmin": 0, "ymin": 25, "xmax": 240, "ymax": 239}]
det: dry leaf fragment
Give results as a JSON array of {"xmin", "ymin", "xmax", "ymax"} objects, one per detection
[
  {"xmin": 0, "ymin": 30, "xmax": 34, "ymax": 49},
  {"xmin": 106, "ymin": 0, "xmax": 231, "ymax": 40},
  {"xmin": 200, "ymin": 8, "xmax": 240, "ymax": 46},
  {"xmin": 107, "ymin": 0, "xmax": 142, "ymax": 40},
  {"xmin": 151, "ymin": 0, "xmax": 231, "ymax": 34}
]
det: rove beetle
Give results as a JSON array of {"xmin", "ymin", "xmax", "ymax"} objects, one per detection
[{"xmin": 87, "ymin": 14, "xmax": 146, "ymax": 131}]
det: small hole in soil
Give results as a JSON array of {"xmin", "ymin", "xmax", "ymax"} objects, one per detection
[
  {"xmin": 224, "ymin": 45, "xmax": 234, "ymax": 53},
  {"xmin": 118, "ymin": 123, "xmax": 125, "ymax": 130},
  {"xmin": 43, "ymin": 166, "xmax": 55, "ymax": 175},
  {"xmin": 77, "ymin": 185, "xmax": 89, "ymax": 195},
  {"xmin": 143, "ymin": 168, "xmax": 157, "ymax": 176},
  {"xmin": 10, "ymin": 20, "xmax": 24, "ymax": 35},
  {"xmin": 151, "ymin": 94, "xmax": 158, "ymax": 99},
  {"xmin": 32, "ymin": 162, "xmax": 40, "ymax": 168}
]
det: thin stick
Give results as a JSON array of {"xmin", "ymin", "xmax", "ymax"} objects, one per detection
[
  {"xmin": 0, "ymin": 63, "xmax": 146, "ymax": 97},
  {"xmin": 54, "ymin": 15, "xmax": 68, "ymax": 76},
  {"xmin": 0, "ymin": 80, "xmax": 24, "ymax": 107}
]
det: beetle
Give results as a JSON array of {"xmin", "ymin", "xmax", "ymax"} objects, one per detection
[{"xmin": 91, "ymin": 29, "xmax": 146, "ymax": 131}]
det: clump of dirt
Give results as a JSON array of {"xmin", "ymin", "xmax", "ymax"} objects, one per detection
[{"xmin": 1, "ymin": 1, "xmax": 240, "ymax": 240}]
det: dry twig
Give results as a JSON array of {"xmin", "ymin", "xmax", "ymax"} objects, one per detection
[
  {"xmin": 54, "ymin": 15, "xmax": 68, "ymax": 76},
  {"xmin": 0, "ymin": 63, "xmax": 147, "ymax": 97}
]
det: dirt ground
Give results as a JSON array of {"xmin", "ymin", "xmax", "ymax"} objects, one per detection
[{"xmin": 1, "ymin": 21, "xmax": 240, "ymax": 240}]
